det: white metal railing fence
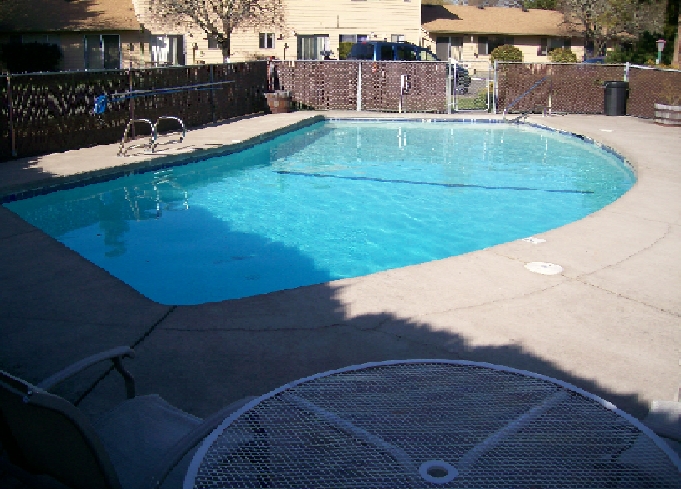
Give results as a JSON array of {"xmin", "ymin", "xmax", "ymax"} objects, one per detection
[{"xmin": 447, "ymin": 60, "xmax": 494, "ymax": 113}]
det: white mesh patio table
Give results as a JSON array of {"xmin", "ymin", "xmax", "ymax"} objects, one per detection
[{"xmin": 184, "ymin": 360, "xmax": 681, "ymax": 488}]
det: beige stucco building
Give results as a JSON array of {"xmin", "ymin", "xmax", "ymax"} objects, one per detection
[
  {"xmin": 2, "ymin": 0, "xmax": 592, "ymax": 72},
  {"xmin": 422, "ymin": 4, "xmax": 584, "ymax": 63},
  {"xmin": 0, "ymin": 0, "xmax": 423, "ymax": 70},
  {"xmin": 133, "ymin": 0, "xmax": 423, "ymax": 64},
  {"xmin": 0, "ymin": 0, "xmax": 142, "ymax": 71}
]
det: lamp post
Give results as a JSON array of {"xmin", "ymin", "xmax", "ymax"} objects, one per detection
[{"xmin": 656, "ymin": 39, "xmax": 666, "ymax": 65}]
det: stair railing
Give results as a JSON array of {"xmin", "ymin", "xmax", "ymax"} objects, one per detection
[{"xmin": 502, "ymin": 76, "xmax": 550, "ymax": 121}]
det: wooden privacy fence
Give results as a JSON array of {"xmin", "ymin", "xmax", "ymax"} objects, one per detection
[
  {"xmin": 272, "ymin": 60, "xmax": 448, "ymax": 113},
  {"xmin": 495, "ymin": 62, "xmax": 681, "ymax": 119},
  {"xmin": 1, "ymin": 61, "xmax": 268, "ymax": 161}
]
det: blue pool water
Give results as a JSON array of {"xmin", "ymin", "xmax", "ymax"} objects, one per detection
[{"xmin": 5, "ymin": 121, "xmax": 634, "ymax": 305}]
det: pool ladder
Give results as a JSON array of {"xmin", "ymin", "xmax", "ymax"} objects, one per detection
[{"xmin": 118, "ymin": 116, "xmax": 186, "ymax": 157}]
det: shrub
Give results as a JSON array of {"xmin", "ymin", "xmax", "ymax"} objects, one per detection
[
  {"xmin": 0, "ymin": 43, "xmax": 63, "ymax": 73},
  {"xmin": 549, "ymin": 47, "xmax": 577, "ymax": 63},
  {"xmin": 338, "ymin": 42, "xmax": 353, "ymax": 60},
  {"xmin": 490, "ymin": 45, "xmax": 523, "ymax": 62}
]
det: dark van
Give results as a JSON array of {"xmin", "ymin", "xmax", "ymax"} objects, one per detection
[{"xmin": 347, "ymin": 41, "xmax": 439, "ymax": 61}]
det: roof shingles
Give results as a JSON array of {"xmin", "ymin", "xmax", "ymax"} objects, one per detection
[
  {"xmin": 422, "ymin": 5, "xmax": 578, "ymax": 37},
  {"xmin": 0, "ymin": 0, "xmax": 141, "ymax": 33}
]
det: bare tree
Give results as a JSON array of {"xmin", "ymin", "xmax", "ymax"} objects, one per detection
[
  {"xmin": 148, "ymin": 0, "xmax": 285, "ymax": 59},
  {"xmin": 558, "ymin": 0, "xmax": 665, "ymax": 57}
]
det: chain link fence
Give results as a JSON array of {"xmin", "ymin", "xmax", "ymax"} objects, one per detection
[
  {"xmin": 273, "ymin": 60, "xmax": 448, "ymax": 113},
  {"xmin": 1, "ymin": 62, "xmax": 267, "ymax": 161},
  {"xmin": 448, "ymin": 60, "xmax": 493, "ymax": 112},
  {"xmin": 2, "ymin": 60, "xmax": 679, "ymax": 162},
  {"xmin": 628, "ymin": 65, "xmax": 681, "ymax": 119},
  {"xmin": 496, "ymin": 62, "xmax": 681, "ymax": 119}
]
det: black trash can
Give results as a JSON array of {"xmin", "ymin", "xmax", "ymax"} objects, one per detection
[{"xmin": 603, "ymin": 81, "xmax": 629, "ymax": 116}]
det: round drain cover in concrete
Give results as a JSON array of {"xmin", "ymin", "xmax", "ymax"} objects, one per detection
[{"xmin": 525, "ymin": 262, "xmax": 563, "ymax": 275}]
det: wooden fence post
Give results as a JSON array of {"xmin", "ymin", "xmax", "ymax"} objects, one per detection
[
  {"xmin": 7, "ymin": 74, "xmax": 16, "ymax": 157},
  {"xmin": 210, "ymin": 64, "xmax": 216, "ymax": 123}
]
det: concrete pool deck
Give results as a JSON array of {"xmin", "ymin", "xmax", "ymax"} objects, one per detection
[{"xmin": 0, "ymin": 111, "xmax": 679, "ymax": 430}]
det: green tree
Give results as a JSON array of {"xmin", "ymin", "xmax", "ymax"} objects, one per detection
[
  {"xmin": 149, "ymin": 0, "xmax": 285, "ymax": 60},
  {"xmin": 523, "ymin": 0, "xmax": 557, "ymax": 10},
  {"xmin": 490, "ymin": 45, "xmax": 524, "ymax": 62},
  {"xmin": 595, "ymin": 0, "xmax": 677, "ymax": 65},
  {"xmin": 557, "ymin": 0, "xmax": 666, "ymax": 58}
]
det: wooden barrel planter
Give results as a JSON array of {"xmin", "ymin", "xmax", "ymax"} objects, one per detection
[
  {"xmin": 654, "ymin": 103, "xmax": 681, "ymax": 126},
  {"xmin": 265, "ymin": 91, "xmax": 292, "ymax": 114}
]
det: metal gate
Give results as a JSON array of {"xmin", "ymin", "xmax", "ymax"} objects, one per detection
[{"xmin": 447, "ymin": 60, "xmax": 493, "ymax": 113}]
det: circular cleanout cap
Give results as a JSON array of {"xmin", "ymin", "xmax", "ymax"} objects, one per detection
[
  {"xmin": 419, "ymin": 460, "xmax": 458, "ymax": 484},
  {"xmin": 525, "ymin": 262, "xmax": 564, "ymax": 275}
]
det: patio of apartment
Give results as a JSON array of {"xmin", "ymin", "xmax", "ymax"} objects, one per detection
[{"xmin": 0, "ymin": 111, "xmax": 679, "ymax": 484}]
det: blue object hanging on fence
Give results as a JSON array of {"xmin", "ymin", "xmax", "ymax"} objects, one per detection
[
  {"xmin": 92, "ymin": 80, "xmax": 235, "ymax": 115},
  {"xmin": 94, "ymin": 95, "xmax": 109, "ymax": 115}
]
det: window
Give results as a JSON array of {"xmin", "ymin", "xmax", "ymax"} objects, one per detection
[
  {"xmin": 85, "ymin": 34, "xmax": 120, "ymax": 70},
  {"xmin": 150, "ymin": 35, "xmax": 185, "ymax": 66},
  {"xmin": 339, "ymin": 34, "xmax": 368, "ymax": 43},
  {"xmin": 259, "ymin": 33, "xmax": 275, "ymax": 49},
  {"xmin": 478, "ymin": 36, "xmax": 513, "ymax": 56},
  {"xmin": 391, "ymin": 34, "xmax": 405, "ymax": 43},
  {"xmin": 478, "ymin": 36, "xmax": 488, "ymax": 55},
  {"xmin": 297, "ymin": 35, "xmax": 329, "ymax": 60},
  {"xmin": 539, "ymin": 37, "xmax": 571, "ymax": 56},
  {"xmin": 436, "ymin": 36, "xmax": 463, "ymax": 60},
  {"xmin": 207, "ymin": 35, "xmax": 221, "ymax": 50},
  {"xmin": 22, "ymin": 34, "xmax": 61, "ymax": 48}
]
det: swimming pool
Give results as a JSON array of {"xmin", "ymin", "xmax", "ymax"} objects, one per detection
[{"xmin": 4, "ymin": 120, "xmax": 635, "ymax": 305}]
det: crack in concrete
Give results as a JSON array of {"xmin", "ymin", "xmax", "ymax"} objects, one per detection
[
  {"xmin": 163, "ymin": 321, "xmax": 352, "ymax": 333},
  {"xmin": 161, "ymin": 310, "xmax": 398, "ymax": 335},
  {"xmin": 131, "ymin": 305, "xmax": 177, "ymax": 348},
  {"xmin": 0, "ymin": 227, "xmax": 42, "ymax": 241},
  {"xmin": 72, "ymin": 305, "xmax": 178, "ymax": 406},
  {"xmin": 415, "ymin": 281, "xmax": 567, "ymax": 320},
  {"xmin": 487, "ymin": 224, "xmax": 677, "ymax": 317},
  {"xmin": 163, "ymin": 314, "xmax": 458, "ymax": 358},
  {"xmin": 576, "ymin": 280, "xmax": 681, "ymax": 319},
  {"xmin": 604, "ymin": 208, "xmax": 677, "ymax": 227},
  {"xmin": 577, "ymin": 223, "xmax": 672, "ymax": 279}
]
